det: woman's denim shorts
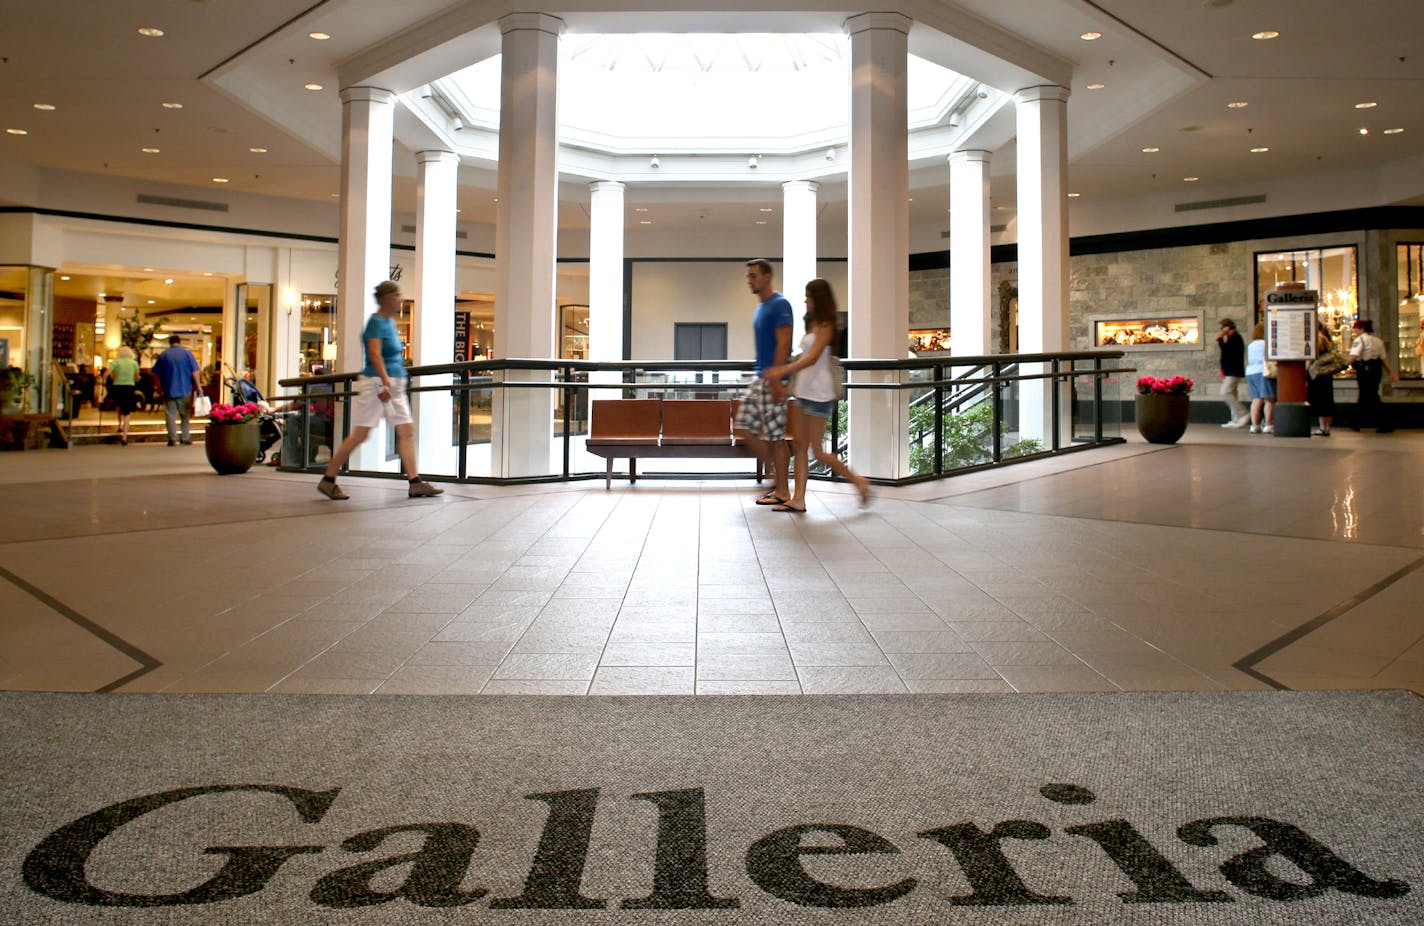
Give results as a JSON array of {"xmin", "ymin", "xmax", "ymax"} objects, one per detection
[
  {"xmin": 1246, "ymin": 373, "xmax": 1276, "ymax": 399},
  {"xmin": 795, "ymin": 397, "xmax": 837, "ymax": 418}
]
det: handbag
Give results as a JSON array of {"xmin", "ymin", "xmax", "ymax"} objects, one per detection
[
  {"xmin": 1313, "ymin": 351, "xmax": 1350, "ymax": 378},
  {"xmin": 193, "ymin": 394, "xmax": 213, "ymax": 416},
  {"xmin": 1262, "ymin": 359, "xmax": 1278, "ymax": 379}
]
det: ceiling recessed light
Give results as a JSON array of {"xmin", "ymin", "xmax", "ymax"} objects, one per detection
[
  {"xmin": 308, "ymin": 31, "xmax": 331, "ymax": 40},
  {"xmin": 5, "ymin": 128, "xmax": 28, "ymax": 135},
  {"xmin": 59, "ymin": 275, "xmax": 70, "ymax": 281},
  {"xmin": 1250, "ymin": 147, "xmax": 1270, "ymax": 153},
  {"xmin": 759, "ymin": 208, "xmax": 773, "ymax": 212},
  {"xmin": 1355, "ymin": 102, "xmax": 1379, "ymax": 110},
  {"xmin": 161, "ymin": 102, "xmax": 184, "ymax": 109},
  {"xmin": 32, "ymin": 103, "xmax": 55, "ymax": 111},
  {"xmin": 492, "ymin": 197, "xmax": 499, "ymax": 203},
  {"xmin": 303, "ymin": 83, "xmax": 324, "ymax": 91},
  {"xmin": 137, "ymin": 27, "xmax": 165, "ymax": 37},
  {"xmin": 1227, "ymin": 101, "xmax": 1249, "ymax": 109},
  {"xmin": 1080, "ymin": 31, "xmax": 1102, "ymax": 41},
  {"xmin": 1251, "ymin": 30, "xmax": 1279, "ymax": 40},
  {"xmin": 148, "ymin": 300, "xmax": 155, "ymax": 305},
  {"xmin": 1142, "ymin": 146, "xmax": 1160, "ymax": 153},
  {"xmin": 1067, "ymin": 192, "xmax": 1081, "ymax": 198},
  {"xmin": 1384, "ymin": 128, "xmax": 1405, "ymax": 135},
  {"xmin": 164, "ymin": 278, "xmax": 174, "ymax": 284},
  {"xmin": 143, "ymin": 268, "xmax": 154, "ymax": 272},
  {"xmin": 329, "ymin": 193, "xmax": 339, "ymax": 198},
  {"xmin": 212, "ymin": 177, "xmax": 229, "ymax": 183},
  {"xmin": 634, "ymin": 207, "xmax": 649, "ymax": 212},
  {"xmin": 1184, "ymin": 176, "xmax": 1200, "ymax": 182},
  {"xmin": 1086, "ymin": 83, "xmax": 1105, "ymax": 90},
  {"xmin": 249, "ymin": 147, "xmax": 267, "ymax": 153},
  {"xmin": 203, "ymin": 272, "xmax": 214, "ymax": 277},
  {"xmin": 755, "ymin": 221, "xmax": 768, "ymax": 225},
  {"xmin": 639, "ymin": 220, "xmax": 652, "ymax": 225},
  {"xmin": 1359, "ymin": 128, "xmax": 1370, "ymax": 135},
  {"xmin": 141, "ymin": 147, "xmax": 160, "ymax": 153}
]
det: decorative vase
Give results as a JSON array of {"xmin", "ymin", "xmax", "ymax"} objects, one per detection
[
  {"xmin": 1135, "ymin": 393, "xmax": 1190, "ymax": 444},
  {"xmin": 204, "ymin": 421, "xmax": 259, "ymax": 474}
]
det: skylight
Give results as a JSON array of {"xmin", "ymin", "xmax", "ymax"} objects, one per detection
[{"xmin": 436, "ymin": 33, "xmax": 986, "ymax": 159}]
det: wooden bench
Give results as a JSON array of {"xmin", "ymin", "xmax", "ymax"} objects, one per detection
[{"xmin": 587, "ymin": 398, "xmax": 764, "ymax": 489}]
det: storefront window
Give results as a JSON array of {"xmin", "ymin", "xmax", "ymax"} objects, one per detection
[
  {"xmin": 300, "ymin": 294, "xmax": 336, "ymax": 373},
  {"xmin": 0, "ymin": 265, "xmax": 55, "ymax": 414},
  {"xmin": 1254, "ymin": 246, "xmax": 1357, "ymax": 358},
  {"xmin": 1399, "ymin": 244, "xmax": 1423, "ymax": 379}
]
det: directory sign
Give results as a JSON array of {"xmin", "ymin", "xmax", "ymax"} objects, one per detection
[{"xmin": 1265, "ymin": 289, "xmax": 1318, "ymax": 360}]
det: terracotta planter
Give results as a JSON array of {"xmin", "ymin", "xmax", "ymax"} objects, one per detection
[
  {"xmin": 204, "ymin": 421, "xmax": 259, "ymax": 474},
  {"xmin": 1135, "ymin": 393, "xmax": 1190, "ymax": 445}
]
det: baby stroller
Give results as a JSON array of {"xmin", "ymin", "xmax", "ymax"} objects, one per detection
[{"xmin": 223, "ymin": 368, "xmax": 286, "ymax": 464}]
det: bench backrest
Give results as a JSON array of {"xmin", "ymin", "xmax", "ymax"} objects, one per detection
[
  {"xmin": 660, "ymin": 399, "xmax": 733, "ymax": 444},
  {"xmin": 589, "ymin": 399, "xmax": 661, "ymax": 442}
]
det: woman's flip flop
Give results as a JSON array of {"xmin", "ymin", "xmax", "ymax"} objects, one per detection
[{"xmin": 772, "ymin": 503, "xmax": 806, "ymax": 513}]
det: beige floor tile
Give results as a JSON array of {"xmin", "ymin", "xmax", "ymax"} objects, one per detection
[
  {"xmin": 697, "ymin": 654, "xmax": 797, "ymax": 680},
  {"xmin": 590, "ymin": 667, "xmax": 696, "ymax": 695},
  {"xmin": 376, "ymin": 665, "xmax": 496, "ymax": 694},
  {"xmin": 697, "ymin": 633, "xmax": 789, "ymax": 656},
  {"xmin": 885, "ymin": 652, "xmax": 1000, "ymax": 679},
  {"xmin": 798, "ymin": 666, "xmax": 908, "ymax": 694},
  {"xmin": 905, "ymin": 678, "xmax": 1016, "ymax": 693},
  {"xmin": 971, "ymin": 641, "xmax": 1083, "ymax": 667},
  {"xmin": 695, "ymin": 679, "xmax": 803, "ymax": 695},
  {"xmin": 996, "ymin": 665, "xmax": 1119, "ymax": 692},
  {"xmin": 600, "ymin": 643, "xmax": 697, "ymax": 667}
]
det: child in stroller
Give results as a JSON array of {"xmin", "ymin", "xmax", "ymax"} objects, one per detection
[{"xmin": 223, "ymin": 370, "xmax": 285, "ymax": 464}]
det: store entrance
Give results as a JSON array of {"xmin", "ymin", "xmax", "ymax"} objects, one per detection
[{"xmin": 49, "ymin": 267, "xmax": 229, "ymax": 442}]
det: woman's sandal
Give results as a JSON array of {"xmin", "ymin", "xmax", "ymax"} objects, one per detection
[
  {"xmin": 772, "ymin": 503, "xmax": 806, "ymax": 513},
  {"xmin": 755, "ymin": 493, "xmax": 787, "ymax": 506}
]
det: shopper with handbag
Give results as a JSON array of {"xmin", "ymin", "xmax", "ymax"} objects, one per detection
[
  {"xmin": 762, "ymin": 279, "xmax": 870, "ymax": 511},
  {"xmin": 1308, "ymin": 329, "xmax": 1347, "ymax": 436},
  {"xmin": 1244, "ymin": 321, "xmax": 1276, "ymax": 434}
]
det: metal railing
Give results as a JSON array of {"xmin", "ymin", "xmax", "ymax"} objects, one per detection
[{"xmin": 276, "ymin": 350, "xmax": 1132, "ymax": 486}]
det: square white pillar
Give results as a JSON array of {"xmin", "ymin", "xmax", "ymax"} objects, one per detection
[
  {"xmin": 846, "ymin": 12, "xmax": 911, "ymax": 480},
  {"xmin": 949, "ymin": 149, "xmax": 993, "ymax": 357},
  {"xmin": 414, "ymin": 149, "xmax": 460, "ymax": 477},
  {"xmin": 493, "ymin": 13, "xmax": 563, "ymax": 478},
  {"xmin": 337, "ymin": 85, "xmax": 395, "ymax": 471},
  {"xmin": 782, "ymin": 180, "xmax": 819, "ymax": 347},
  {"xmin": 1014, "ymin": 85, "xmax": 1071, "ymax": 448}
]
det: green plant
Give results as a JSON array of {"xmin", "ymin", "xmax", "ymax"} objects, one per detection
[
  {"xmin": 119, "ymin": 312, "xmax": 169, "ymax": 360},
  {"xmin": 0, "ymin": 368, "xmax": 36, "ymax": 411},
  {"xmin": 907, "ymin": 399, "xmax": 1043, "ymax": 475}
]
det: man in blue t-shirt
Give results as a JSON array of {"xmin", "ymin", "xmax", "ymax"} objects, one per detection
[
  {"xmin": 734, "ymin": 258, "xmax": 794, "ymax": 506},
  {"xmin": 317, "ymin": 280, "xmax": 443, "ymax": 500},
  {"xmin": 152, "ymin": 335, "xmax": 201, "ymax": 445}
]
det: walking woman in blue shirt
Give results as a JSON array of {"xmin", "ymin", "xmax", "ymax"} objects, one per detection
[{"xmin": 317, "ymin": 281, "xmax": 443, "ymax": 500}]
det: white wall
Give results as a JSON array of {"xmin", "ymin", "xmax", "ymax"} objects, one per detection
[{"xmin": 628, "ymin": 260, "xmax": 848, "ymax": 361}]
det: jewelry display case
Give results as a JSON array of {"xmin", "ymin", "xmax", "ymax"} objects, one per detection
[{"xmin": 1094, "ymin": 315, "xmax": 1202, "ymax": 349}]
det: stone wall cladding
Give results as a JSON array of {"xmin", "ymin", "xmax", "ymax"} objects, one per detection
[{"xmin": 913, "ymin": 242, "xmax": 1257, "ymax": 397}]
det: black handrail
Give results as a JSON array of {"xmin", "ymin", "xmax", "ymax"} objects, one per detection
[{"xmin": 275, "ymin": 350, "xmax": 1133, "ymax": 486}]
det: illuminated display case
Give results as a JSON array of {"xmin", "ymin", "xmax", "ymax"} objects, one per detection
[
  {"xmin": 1094, "ymin": 315, "xmax": 1202, "ymax": 349},
  {"xmin": 909, "ymin": 328, "xmax": 951, "ymax": 353}
]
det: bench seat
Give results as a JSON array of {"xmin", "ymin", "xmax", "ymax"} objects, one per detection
[{"xmin": 587, "ymin": 398, "xmax": 760, "ymax": 488}]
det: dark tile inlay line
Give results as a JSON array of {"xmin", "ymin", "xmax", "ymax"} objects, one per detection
[
  {"xmin": 1233, "ymin": 554, "xmax": 1424, "ymax": 691},
  {"xmin": 0, "ymin": 566, "xmax": 161, "ymax": 693}
]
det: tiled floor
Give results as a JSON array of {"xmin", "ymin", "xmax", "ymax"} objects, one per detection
[{"xmin": 1, "ymin": 428, "xmax": 1420, "ymax": 696}]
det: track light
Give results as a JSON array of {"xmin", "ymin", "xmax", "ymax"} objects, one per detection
[
  {"xmin": 650, "ymin": 155, "xmax": 660, "ymax": 168},
  {"xmin": 824, "ymin": 148, "xmax": 836, "ymax": 162},
  {"xmin": 748, "ymin": 155, "xmax": 759, "ymax": 169}
]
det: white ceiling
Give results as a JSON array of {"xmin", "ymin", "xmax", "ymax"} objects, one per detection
[{"xmin": 0, "ymin": 0, "xmax": 1420, "ymax": 233}]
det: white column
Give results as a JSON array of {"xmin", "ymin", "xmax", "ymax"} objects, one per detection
[
  {"xmin": 845, "ymin": 12, "xmax": 911, "ymax": 479},
  {"xmin": 949, "ymin": 149, "xmax": 993, "ymax": 357},
  {"xmin": 1014, "ymin": 85, "xmax": 1070, "ymax": 448},
  {"xmin": 337, "ymin": 85, "xmax": 395, "ymax": 469},
  {"xmin": 588, "ymin": 181, "xmax": 625, "ymax": 364},
  {"xmin": 782, "ymin": 180, "xmax": 818, "ymax": 346},
  {"xmin": 220, "ymin": 283, "xmax": 240, "ymax": 401},
  {"xmin": 414, "ymin": 149, "xmax": 460, "ymax": 476},
  {"xmin": 493, "ymin": 12, "xmax": 562, "ymax": 478}
]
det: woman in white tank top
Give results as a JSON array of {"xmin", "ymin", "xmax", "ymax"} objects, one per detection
[{"xmin": 762, "ymin": 279, "xmax": 871, "ymax": 511}]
